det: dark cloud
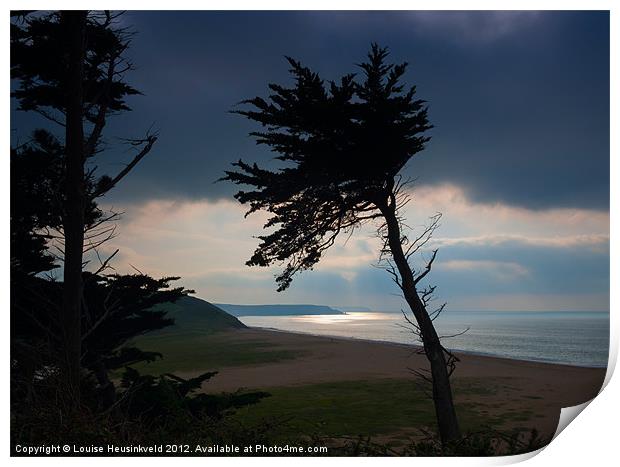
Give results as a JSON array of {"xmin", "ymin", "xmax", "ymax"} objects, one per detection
[{"xmin": 11, "ymin": 11, "xmax": 609, "ymax": 209}]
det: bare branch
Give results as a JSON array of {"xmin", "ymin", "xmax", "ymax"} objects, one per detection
[
  {"xmin": 91, "ymin": 248, "xmax": 119, "ymax": 276},
  {"xmin": 129, "ymin": 264, "xmax": 144, "ymax": 275},
  {"xmin": 33, "ymin": 108, "xmax": 66, "ymax": 127},
  {"xmin": 82, "ymin": 298, "xmax": 118, "ymax": 342},
  {"xmin": 420, "ymin": 285, "xmax": 437, "ymax": 307},
  {"xmin": 413, "ymin": 249, "xmax": 438, "ymax": 286},
  {"xmin": 83, "ymin": 42, "xmax": 130, "ymax": 158},
  {"xmin": 404, "ymin": 213, "xmax": 441, "ymax": 260},
  {"xmin": 439, "ymin": 327, "xmax": 470, "ymax": 340},
  {"xmin": 429, "ymin": 302, "xmax": 447, "ymax": 321},
  {"xmin": 90, "ymin": 134, "xmax": 157, "ymax": 199}
]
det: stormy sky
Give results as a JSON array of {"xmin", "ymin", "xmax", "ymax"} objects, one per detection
[{"xmin": 11, "ymin": 11, "xmax": 610, "ymax": 311}]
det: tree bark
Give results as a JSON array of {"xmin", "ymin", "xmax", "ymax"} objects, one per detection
[
  {"xmin": 93, "ymin": 358, "xmax": 116, "ymax": 409},
  {"xmin": 378, "ymin": 195, "xmax": 461, "ymax": 444},
  {"xmin": 60, "ymin": 10, "xmax": 87, "ymax": 403}
]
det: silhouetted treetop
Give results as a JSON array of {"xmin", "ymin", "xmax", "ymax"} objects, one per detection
[
  {"xmin": 11, "ymin": 11, "xmax": 140, "ymax": 129},
  {"xmin": 223, "ymin": 44, "xmax": 432, "ymax": 290}
]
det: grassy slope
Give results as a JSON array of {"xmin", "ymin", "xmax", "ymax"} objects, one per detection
[
  {"xmin": 156, "ymin": 296, "xmax": 246, "ymax": 332},
  {"xmin": 128, "ymin": 296, "xmax": 304, "ymax": 374}
]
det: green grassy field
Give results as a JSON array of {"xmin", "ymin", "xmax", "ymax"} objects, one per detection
[
  {"xmin": 229, "ymin": 377, "xmax": 530, "ymax": 443},
  {"xmin": 130, "ymin": 331, "xmax": 305, "ymax": 375},
  {"xmin": 126, "ymin": 296, "xmax": 307, "ymax": 375},
  {"xmin": 232, "ymin": 378, "xmax": 436, "ymax": 438},
  {"xmin": 125, "ymin": 311, "xmax": 536, "ymax": 444}
]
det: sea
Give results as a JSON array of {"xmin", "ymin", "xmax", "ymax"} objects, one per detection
[{"xmin": 240, "ymin": 311, "xmax": 610, "ymax": 368}]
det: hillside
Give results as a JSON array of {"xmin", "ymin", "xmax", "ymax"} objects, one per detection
[
  {"xmin": 215, "ymin": 303, "xmax": 344, "ymax": 316},
  {"xmin": 156, "ymin": 296, "xmax": 246, "ymax": 333}
]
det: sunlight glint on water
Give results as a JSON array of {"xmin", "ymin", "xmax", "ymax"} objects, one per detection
[{"xmin": 240, "ymin": 311, "xmax": 609, "ymax": 368}]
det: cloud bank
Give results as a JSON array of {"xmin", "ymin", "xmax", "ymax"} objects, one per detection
[{"xmin": 99, "ymin": 183, "xmax": 609, "ymax": 312}]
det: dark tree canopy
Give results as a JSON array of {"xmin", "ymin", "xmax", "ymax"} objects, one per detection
[
  {"xmin": 11, "ymin": 11, "xmax": 156, "ymax": 196},
  {"xmin": 11, "ymin": 272, "xmax": 190, "ymax": 369},
  {"xmin": 80, "ymin": 273, "xmax": 189, "ymax": 371},
  {"xmin": 11, "ymin": 130, "xmax": 64, "ymax": 276},
  {"xmin": 10, "ymin": 129, "xmax": 108, "ymax": 277},
  {"xmin": 11, "ymin": 11, "xmax": 140, "ymax": 132},
  {"xmin": 224, "ymin": 44, "xmax": 432, "ymax": 290}
]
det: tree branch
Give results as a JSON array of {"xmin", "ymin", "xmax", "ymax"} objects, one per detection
[
  {"xmin": 413, "ymin": 249, "xmax": 438, "ymax": 286},
  {"xmin": 90, "ymin": 135, "xmax": 157, "ymax": 198}
]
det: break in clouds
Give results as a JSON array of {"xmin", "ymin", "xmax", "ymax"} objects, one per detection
[{"xmin": 99, "ymin": 183, "xmax": 609, "ymax": 311}]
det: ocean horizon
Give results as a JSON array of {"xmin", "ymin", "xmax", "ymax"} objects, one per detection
[{"xmin": 240, "ymin": 310, "xmax": 610, "ymax": 368}]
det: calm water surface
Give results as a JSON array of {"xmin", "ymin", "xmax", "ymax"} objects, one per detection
[{"xmin": 240, "ymin": 311, "xmax": 609, "ymax": 368}]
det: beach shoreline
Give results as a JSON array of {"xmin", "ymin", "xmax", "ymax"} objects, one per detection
[
  {"xmin": 197, "ymin": 327, "xmax": 604, "ymax": 398},
  {"xmin": 137, "ymin": 326, "xmax": 607, "ymax": 441},
  {"xmin": 245, "ymin": 325, "xmax": 610, "ymax": 369},
  {"xmin": 207, "ymin": 328, "xmax": 606, "ymax": 438}
]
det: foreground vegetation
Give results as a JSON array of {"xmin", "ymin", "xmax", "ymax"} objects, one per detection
[
  {"xmin": 128, "ymin": 330, "xmax": 548, "ymax": 452},
  {"xmin": 14, "ymin": 313, "xmax": 550, "ymax": 456},
  {"xmin": 130, "ymin": 331, "xmax": 304, "ymax": 375},
  {"xmin": 13, "ymin": 370, "xmax": 549, "ymax": 456},
  {"xmin": 231, "ymin": 378, "xmax": 536, "ymax": 441}
]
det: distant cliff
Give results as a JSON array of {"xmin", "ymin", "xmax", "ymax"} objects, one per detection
[
  {"xmin": 215, "ymin": 303, "xmax": 344, "ymax": 316},
  {"xmin": 333, "ymin": 306, "xmax": 372, "ymax": 312}
]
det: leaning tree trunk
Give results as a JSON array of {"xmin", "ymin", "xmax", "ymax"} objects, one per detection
[
  {"xmin": 378, "ymin": 198, "xmax": 461, "ymax": 444},
  {"xmin": 60, "ymin": 10, "xmax": 87, "ymax": 404}
]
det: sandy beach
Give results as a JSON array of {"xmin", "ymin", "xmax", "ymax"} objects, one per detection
[{"xmin": 193, "ymin": 328, "xmax": 607, "ymax": 438}]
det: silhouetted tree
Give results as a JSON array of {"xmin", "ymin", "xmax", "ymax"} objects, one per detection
[
  {"xmin": 120, "ymin": 368, "xmax": 269, "ymax": 422},
  {"xmin": 11, "ymin": 130, "xmax": 65, "ymax": 277},
  {"xmin": 10, "ymin": 132, "xmax": 191, "ymax": 408},
  {"xmin": 224, "ymin": 44, "xmax": 460, "ymax": 443},
  {"xmin": 11, "ymin": 10, "xmax": 157, "ymax": 401},
  {"xmin": 11, "ymin": 271, "xmax": 190, "ymax": 409}
]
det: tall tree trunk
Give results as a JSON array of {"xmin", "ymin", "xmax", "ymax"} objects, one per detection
[
  {"xmin": 378, "ymin": 196, "xmax": 461, "ymax": 444},
  {"xmin": 93, "ymin": 357, "xmax": 116, "ymax": 409},
  {"xmin": 60, "ymin": 10, "xmax": 87, "ymax": 403}
]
